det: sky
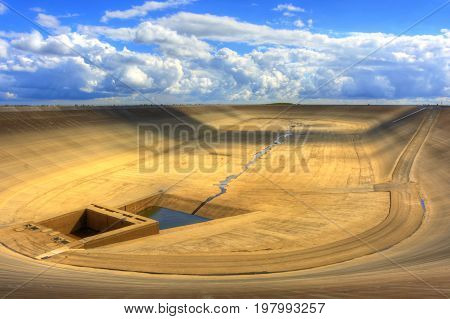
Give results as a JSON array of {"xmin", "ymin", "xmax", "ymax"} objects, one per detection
[{"xmin": 0, "ymin": 0, "xmax": 449, "ymax": 105}]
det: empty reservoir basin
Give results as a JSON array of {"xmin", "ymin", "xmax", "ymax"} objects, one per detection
[{"xmin": 138, "ymin": 207, "xmax": 210, "ymax": 230}]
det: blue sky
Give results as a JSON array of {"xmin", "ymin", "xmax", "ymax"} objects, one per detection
[
  {"xmin": 2, "ymin": 1, "xmax": 448, "ymax": 35},
  {"xmin": 0, "ymin": 0, "xmax": 449, "ymax": 104}
]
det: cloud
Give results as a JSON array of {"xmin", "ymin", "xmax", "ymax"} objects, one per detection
[
  {"xmin": 156, "ymin": 12, "xmax": 332, "ymax": 47},
  {"xmin": 79, "ymin": 22, "xmax": 211, "ymax": 59},
  {"xmin": 36, "ymin": 13, "xmax": 60, "ymax": 29},
  {"xmin": 273, "ymin": 3, "xmax": 305, "ymax": 13},
  {"xmin": 121, "ymin": 65, "xmax": 150, "ymax": 87},
  {"xmin": 59, "ymin": 13, "xmax": 80, "ymax": 18},
  {"xmin": 155, "ymin": 12, "xmax": 449, "ymax": 63},
  {"xmin": 101, "ymin": 0, "xmax": 196, "ymax": 22},
  {"xmin": 294, "ymin": 19, "xmax": 304, "ymax": 28},
  {"xmin": 157, "ymin": 12, "xmax": 302, "ymax": 45},
  {"xmin": 0, "ymin": 3, "xmax": 7, "ymax": 15},
  {"xmin": 1, "ymin": 12, "xmax": 449, "ymax": 103},
  {"xmin": 294, "ymin": 18, "xmax": 312, "ymax": 29},
  {"xmin": 1, "ymin": 91, "xmax": 17, "ymax": 99},
  {"xmin": 134, "ymin": 22, "xmax": 211, "ymax": 59},
  {"xmin": 2, "ymin": 30, "xmax": 185, "ymax": 100},
  {"xmin": 0, "ymin": 39, "xmax": 8, "ymax": 58},
  {"xmin": 12, "ymin": 31, "xmax": 76, "ymax": 56},
  {"xmin": 282, "ymin": 12, "xmax": 295, "ymax": 17},
  {"xmin": 30, "ymin": 7, "xmax": 45, "ymax": 13},
  {"xmin": 36, "ymin": 13, "xmax": 71, "ymax": 34}
]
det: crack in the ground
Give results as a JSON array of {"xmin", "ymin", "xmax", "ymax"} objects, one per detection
[{"xmin": 192, "ymin": 126, "xmax": 297, "ymax": 215}]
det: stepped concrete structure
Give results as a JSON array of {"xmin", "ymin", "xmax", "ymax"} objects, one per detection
[{"xmin": 0, "ymin": 104, "xmax": 448, "ymax": 298}]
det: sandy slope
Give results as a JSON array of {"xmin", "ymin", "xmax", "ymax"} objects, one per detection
[{"xmin": 0, "ymin": 105, "xmax": 448, "ymax": 297}]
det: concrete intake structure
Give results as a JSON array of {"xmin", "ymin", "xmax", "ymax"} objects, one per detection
[{"xmin": 0, "ymin": 204, "xmax": 159, "ymax": 259}]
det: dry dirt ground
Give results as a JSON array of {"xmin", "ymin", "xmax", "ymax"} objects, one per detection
[{"xmin": 0, "ymin": 105, "xmax": 448, "ymax": 298}]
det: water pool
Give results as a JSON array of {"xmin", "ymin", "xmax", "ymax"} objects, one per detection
[{"xmin": 138, "ymin": 206, "xmax": 210, "ymax": 230}]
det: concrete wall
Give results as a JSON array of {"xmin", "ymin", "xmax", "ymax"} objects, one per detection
[
  {"xmin": 85, "ymin": 209, "xmax": 133, "ymax": 232},
  {"xmin": 39, "ymin": 209, "xmax": 85, "ymax": 234},
  {"xmin": 120, "ymin": 194, "xmax": 162, "ymax": 214},
  {"xmin": 82, "ymin": 222, "xmax": 159, "ymax": 248}
]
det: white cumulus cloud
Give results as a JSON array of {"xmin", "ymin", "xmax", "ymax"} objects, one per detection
[
  {"xmin": 1, "ymin": 30, "xmax": 186, "ymax": 100},
  {"xmin": 79, "ymin": 22, "xmax": 211, "ymax": 59},
  {"xmin": 121, "ymin": 65, "xmax": 150, "ymax": 87},
  {"xmin": 0, "ymin": 11, "xmax": 449, "ymax": 104}
]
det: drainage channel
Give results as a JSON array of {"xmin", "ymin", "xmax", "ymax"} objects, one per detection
[{"xmin": 192, "ymin": 124, "xmax": 299, "ymax": 215}]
